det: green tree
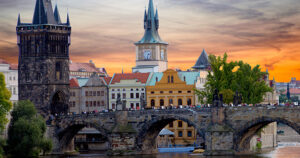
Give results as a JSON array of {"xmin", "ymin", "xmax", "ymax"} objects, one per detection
[
  {"xmin": 7, "ymin": 101, "xmax": 52, "ymax": 158},
  {"xmin": 220, "ymin": 89, "xmax": 234, "ymax": 104},
  {"xmin": 196, "ymin": 53, "xmax": 272, "ymax": 105},
  {"xmin": 0, "ymin": 72, "xmax": 12, "ymax": 132}
]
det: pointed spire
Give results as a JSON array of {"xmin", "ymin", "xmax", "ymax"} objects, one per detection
[
  {"xmin": 54, "ymin": 4, "xmax": 62, "ymax": 24},
  {"xmin": 122, "ymin": 67, "xmax": 124, "ymax": 74},
  {"xmin": 192, "ymin": 49, "xmax": 210, "ymax": 70},
  {"xmin": 17, "ymin": 14, "xmax": 21, "ymax": 26},
  {"xmin": 32, "ymin": 0, "xmax": 56, "ymax": 24},
  {"xmin": 155, "ymin": 8, "xmax": 159, "ymax": 30},
  {"xmin": 66, "ymin": 12, "xmax": 70, "ymax": 26},
  {"xmin": 144, "ymin": 8, "xmax": 147, "ymax": 29}
]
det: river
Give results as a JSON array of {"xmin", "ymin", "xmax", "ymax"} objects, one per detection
[{"xmin": 47, "ymin": 143, "xmax": 300, "ymax": 158}]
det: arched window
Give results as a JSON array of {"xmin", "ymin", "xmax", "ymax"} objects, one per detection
[
  {"xmin": 168, "ymin": 76, "xmax": 170, "ymax": 83},
  {"xmin": 169, "ymin": 99, "xmax": 173, "ymax": 105},
  {"xmin": 151, "ymin": 99, "xmax": 155, "ymax": 107},
  {"xmin": 171, "ymin": 76, "xmax": 174, "ymax": 83},
  {"xmin": 187, "ymin": 98, "xmax": 192, "ymax": 105},
  {"xmin": 178, "ymin": 99, "xmax": 183, "ymax": 106},
  {"xmin": 160, "ymin": 99, "xmax": 164, "ymax": 107}
]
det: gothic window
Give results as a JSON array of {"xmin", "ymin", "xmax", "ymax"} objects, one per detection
[
  {"xmin": 160, "ymin": 99, "xmax": 164, "ymax": 107},
  {"xmin": 171, "ymin": 76, "xmax": 174, "ymax": 83},
  {"xmin": 55, "ymin": 62, "xmax": 62, "ymax": 80}
]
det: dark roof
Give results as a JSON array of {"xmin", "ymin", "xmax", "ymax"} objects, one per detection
[
  {"xmin": 32, "ymin": 0, "xmax": 57, "ymax": 25},
  {"xmin": 192, "ymin": 49, "xmax": 210, "ymax": 70},
  {"xmin": 135, "ymin": 0, "xmax": 167, "ymax": 45},
  {"xmin": 54, "ymin": 4, "xmax": 61, "ymax": 24}
]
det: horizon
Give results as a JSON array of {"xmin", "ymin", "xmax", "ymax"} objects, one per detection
[{"xmin": 1, "ymin": 0, "xmax": 300, "ymax": 82}]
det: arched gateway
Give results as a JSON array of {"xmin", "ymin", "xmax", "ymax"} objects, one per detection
[{"xmin": 50, "ymin": 91, "xmax": 68, "ymax": 115}]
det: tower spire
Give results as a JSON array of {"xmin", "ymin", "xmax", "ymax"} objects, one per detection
[
  {"xmin": 32, "ymin": 0, "xmax": 56, "ymax": 24},
  {"xmin": 17, "ymin": 14, "xmax": 21, "ymax": 26},
  {"xmin": 144, "ymin": 8, "xmax": 147, "ymax": 29},
  {"xmin": 54, "ymin": 4, "xmax": 62, "ymax": 24},
  {"xmin": 66, "ymin": 12, "xmax": 70, "ymax": 26},
  {"xmin": 155, "ymin": 7, "xmax": 159, "ymax": 30}
]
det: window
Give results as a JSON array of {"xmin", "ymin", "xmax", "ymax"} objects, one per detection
[
  {"xmin": 169, "ymin": 91, "xmax": 173, "ymax": 94},
  {"xmin": 123, "ymin": 93, "xmax": 126, "ymax": 99},
  {"xmin": 160, "ymin": 99, "xmax": 164, "ymax": 106},
  {"xmin": 85, "ymin": 91, "xmax": 88, "ymax": 96},
  {"xmin": 187, "ymin": 131, "xmax": 192, "ymax": 137},
  {"xmin": 178, "ymin": 131, "xmax": 183, "ymax": 137},
  {"xmin": 169, "ymin": 99, "xmax": 173, "ymax": 105},
  {"xmin": 117, "ymin": 89, "xmax": 120, "ymax": 91},
  {"xmin": 141, "ymin": 93, "xmax": 145, "ymax": 98},
  {"xmin": 169, "ymin": 122, "xmax": 173, "ymax": 128},
  {"xmin": 123, "ymin": 88, "xmax": 126, "ymax": 91},
  {"xmin": 171, "ymin": 76, "xmax": 174, "ymax": 83},
  {"xmin": 136, "ymin": 88, "xmax": 139, "ymax": 91},
  {"xmin": 131, "ymin": 103, "xmax": 134, "ymax": 109},
  {"xmin": 112, "ymin": 89, "xmax": 115, "ymax": 91},
  {"xmin": 178, "ymin": 91, "xmax": 182, "ymax": 94},
  {"xmin": 168, "ymin": 76, "xmax": 170, "ymax": 83},
  {"xmin": 130, "ymin": 93, "xmax": 134, "ymax": 98},
  {"xmin": 131, "ymin": 89, "xmax": 133, "ymax": 91},
  {"xmin": 188, "ymin": 124, "xmax": 192, "ymax": 127},
  {"xmin": 93, "ymin": 91, "xmax": 96, "ymax": 96},
  {"xmin": 160, "ymin": 91, "xmax": 164, "ymax": 94},
  {"xmin": 151, "ymin": 99, "xmax": 155, "ymax": 107},
  {"xmin": 86, "ymin": 101, "xmax": 88, "ymax": 107},
  {"xmin": 112, "ymin": 93, "xmax": 115, "ymax": 99},
  {"xmin": 151, "ymin": 91, "xmax": 155, "ymax": 94},
  {"xmin": 187, "ymin": 91, "xmax": 191, "ymax": 93},
  {"xmin": 136, "ymin": 93, "xmax": 140, "ymax": 98},
  {"xmin": 89, "ymin": 91, "xmax": 92, "ymax": 96},
  {"xmin": 97, "ymin": 91, "xmax": 100, "ymax": 96},
  {"xmin": 178, "ymin": 121, "xmax": 183, "ymax": 127},
  {"xmin": 90, "ymin": 101, "xmax": 93, "ymax": 107},
  {"xmin": 112, "ymin": 103, "xmax": 115, "ymax": 109},
  {"xmin": 97, "ymin": 101, "xmax": 100, "ymax": 107},
  {"xmin": 101, "ymin": 101, "xmax": 104, "ymax": 106},
  {"xmin": 178, "ymin": 99, "xmax": 183, "ymax": 105},
  {"xmin": 142, "ymin": 88, "xmax": 144, "ymax": 91},
  {"xmin": 136, "ymin": 103, "xmax": 140, "ymax": 110},
  {"xmin": 9, "ymin": 77, "xmax": 12, "ymax": 80},
  {"xmin": 55, "ymin": 62, "xmax": 62, "ymax": 80},
  {"xmin": 101, "ymin": 91, "xmax": 104, "ymax": 96},
  {"xmin": 187, "ymin": 98, "xmax": 192, "ymax": 105}
]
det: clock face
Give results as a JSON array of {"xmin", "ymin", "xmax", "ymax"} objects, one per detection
[
  {"xmin": 161, "ymin": 50, "xmax": 164, "ymax": 60},
  {"xmin": 143, "ymin": 50, "xmax": 152, "ymax": 60}
]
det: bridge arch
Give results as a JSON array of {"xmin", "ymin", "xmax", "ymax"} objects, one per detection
[
  {"xmin": 136, "ymin": 115, "xmax": 205, "ymax": 154},
  {"xmin": 57, "ymin": 120, "xmax": 110, "ymax": 152},
  {"xmin": 234, "ymin": 116, "xmax": 300, "ymax": 152}
]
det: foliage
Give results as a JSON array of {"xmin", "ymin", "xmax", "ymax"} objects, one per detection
[
  {"xmin": 219, "ymin": 89, "xmax": 234, "ymax": 104},
  {"xmin": 196, "ymin": 53, "xmax": 272, "ymax": 104},
  {"xmin": 0, "ymin": 72, "xmax": 12, "ymax": 133},
  {"xmin": 279, "ymin": 94, "xmax": 288, "ymax": 103},
  {"xmin": 0, "ymin": 138, "xmax": 5, "ymax": 158},
  {"xmin": 194, "ymin": 88, "xmax": 208, "ymax": 104},
  {"xmin": 7, "ymin": 101, "xmax": 52, "ymax": 158},
  {"xmin": 256, "ymin": 141, "xmax": 262, "ymax": 149}
]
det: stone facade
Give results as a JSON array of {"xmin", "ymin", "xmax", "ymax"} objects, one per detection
[{"xmin": 17, "ymin": 0, "xmax": 71, "ymax": 116}]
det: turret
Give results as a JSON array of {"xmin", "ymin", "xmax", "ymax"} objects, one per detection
[
  {"xmin": 17, "ymin": 14, "xmax": 21, "ymax": 26},
  {"xmin": 155, "ymin": 8, "xmax": 159, "ymax": 30},
  {"xmin": 66, "ymin": 12, "xmax": 70, "ymax": 26},
  {"xmin": 54, "ymin": 4, "xmax": 62, "ymax": 24}
]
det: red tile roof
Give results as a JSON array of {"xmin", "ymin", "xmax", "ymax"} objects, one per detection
[
  {"xmin": 284, "ymin": 88, "xmax": 300, "ymax": 95},
  {"xmin": 70, "ymin": 62, "xmax": 104, "ymax": 74},
  {"xmin": 102, "ymin": 77, "xmax": 112, "ymax": 85},
  {"xmin": 111, "ymin": 73, "xmax": 150, "ymax": 84},
  {"xmin": 0, "ymin": 59, "xmax": 9, "ymax": 64},
  {"xmin": 70, "ymin": 78, "xmax": 80, "ymax": 88}
]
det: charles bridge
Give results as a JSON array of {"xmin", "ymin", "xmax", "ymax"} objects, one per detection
[{"xmin": 50, "ymin": 106, "xmax": 300, "ymax": 156}]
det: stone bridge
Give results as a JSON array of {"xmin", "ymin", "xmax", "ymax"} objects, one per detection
[{"xmin": 49, "ymin": 106, "xmax": 300, "ymax": 156}]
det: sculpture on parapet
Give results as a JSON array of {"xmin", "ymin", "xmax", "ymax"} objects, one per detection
[
  {"xmin": 233, "ymin": 91, "xmax": 242, "ymax": 106},
  {"xmin": 213, "ymin": 89, "xmax": 223, "ymax": 107}
]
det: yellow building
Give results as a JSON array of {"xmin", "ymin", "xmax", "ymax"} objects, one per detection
[
  {"xmin": 146, "ymin": 69, "xmax": 199, "ymax": 108},
  {"xmin": 146, "ymin": 69, "xmax": 200, "ymax": 145}
]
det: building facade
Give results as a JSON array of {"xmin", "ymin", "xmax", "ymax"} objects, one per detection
[
  {"xmin": 69, "ymin": 74, "xmax": 109, "ymax": 114},
  {"xmin": 262, "ymin": 71, "xmax": 278, "ymax": 104},
  {"xmin": 70, "ymin": 60, "xmax": 108, "ymax": 78},
  {"xmin": 108, "ymin": 73, "xmax": 150, "ymax": 110},
  {"xmin": 132, "ymin": 0, "xmax": 168, "ymax": 73},
  {"xmin": 0, "ymin": 60, "xmax": 18, "ymax": 103},
  {"xmin": 146, "ymin": 69, "xmax": 198, "ymax": 108},
  {"xmin": 17, "ymin": 0, "xmax": 71, "ymax": 116}
]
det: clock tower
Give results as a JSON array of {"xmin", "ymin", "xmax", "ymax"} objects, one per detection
[{"xmin": 132, "ymin": 0, "xmax": 168, "ymax": 73}]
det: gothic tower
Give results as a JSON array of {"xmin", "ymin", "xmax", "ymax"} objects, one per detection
[
  {"xmin": 132, "ymin": 0, "xmax": 168, "ymax": 73},
  {"xmin": 16, "ymin": 0, "xmax": 71, "ymax": 116}
]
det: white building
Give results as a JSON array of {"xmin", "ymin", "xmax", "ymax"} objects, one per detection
[{"xmin": 0, "ymin": 59, "xmax": 18, "ymax": 103}]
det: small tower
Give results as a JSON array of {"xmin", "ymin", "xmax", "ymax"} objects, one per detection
[
  {"xmin": 192, "ymin": 49, "xmax": 211, "ymax": 71},
  {"xmin": 17, "ymin": 0, "xmax": 71, "ymax": 116},
  {"xmin": 132, "ymin": 0, "xmax": 168, "ymax": 73}
]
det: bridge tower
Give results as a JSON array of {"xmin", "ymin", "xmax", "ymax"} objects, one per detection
[{"xmin": 17, "ymin": 0, "xmax": 71, "ymax": 116}]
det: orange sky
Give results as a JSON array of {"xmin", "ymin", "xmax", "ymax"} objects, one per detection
[{"xmin": 0, "ymin": 0, "xmax": 300, "ymax": 82}]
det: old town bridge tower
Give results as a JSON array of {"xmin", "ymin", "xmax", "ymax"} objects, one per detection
[{"xmin": 16, "ymin": 0, "xmax": 71, "ymax": 116}]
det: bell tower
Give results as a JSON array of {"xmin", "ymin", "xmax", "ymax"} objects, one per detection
[
  {"xmin": 17, "ymin": 0, "xmax": 71, "ymax": 116},
  {"xmin": 132, "ymin": 0, "xmax": 168, "ymax": 73}
]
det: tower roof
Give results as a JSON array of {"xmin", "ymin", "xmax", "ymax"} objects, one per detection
[
  {"xmin": 54, "ymin": 4, "xmax": 62, "ymax": 24},
  {"xmin": 192, "ymin": 49, "xmax": 211, "ymax": 70},
  {"xmin": 32, "ymin": 0, "xmax": 57, "ymax": 25},
  {"xmin": 135, "ymin": 0, "xmax": 167, "ymax": 45}
]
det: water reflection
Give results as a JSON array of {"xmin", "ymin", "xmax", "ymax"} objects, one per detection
[{"xmin": 47, "ymin": 145, "xmax": 300, "ymax": 158}]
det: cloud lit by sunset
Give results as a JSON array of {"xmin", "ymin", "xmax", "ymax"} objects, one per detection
[{"xmin": 1, "ymin": 0, "xmax": 300, "ymax": 82}]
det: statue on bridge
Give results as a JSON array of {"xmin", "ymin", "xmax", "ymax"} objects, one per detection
[
  {"xmin": 213, "ymin": 89, "xmax": 223, "ymax": 107},
  {"xmin": 116, "ymin": 93, "xmax": 127, "ymax": 111},
  {"xmin": 233, "ymin": 91, "xmax": 242, "ymax": 106},
  {"xmin": 140, "ymin": 94, "xmax": 146, "ymax": 110}
]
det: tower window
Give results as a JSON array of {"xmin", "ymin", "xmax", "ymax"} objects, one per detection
[
  {"xmin": 168, "ymin": 76, "xmax": 170, "ymax": 83},
  {"xmin": 171, "ymin": 76, "xmax": 174, "ymax": 83},
  {"xmin": 55, "ymin": 62, "xmax": 62, "ymax": 80}
]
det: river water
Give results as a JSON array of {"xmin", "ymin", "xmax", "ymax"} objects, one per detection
[{"xmin": 48, "ymin": 143, "xmax": 300, "ymax": 158}]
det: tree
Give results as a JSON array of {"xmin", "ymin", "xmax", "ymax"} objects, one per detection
[
  {"xmin": 0, "ymin": 72, "xmax": 12, "ymax": 132},
  {"xmin": 7, "ymin": 101, "xmax": 52, "ymax": 158},
  {"xmin": 196, "ymin": 53, "xmax": 272, "ymax": 105}
]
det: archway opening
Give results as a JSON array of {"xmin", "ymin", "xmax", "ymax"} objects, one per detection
[
  {"xmin": 58, "ymin": 124, "xmax": 110, "ymax": 153},
  {"xmin": 138, "ymin": 118, "xmax": 205, "ymax": 154},
  {"xmin": 236, "ymin": 119, "xmax": 300, "ymax": 153},
  {"xmin": 51, "ymin": 91, "xmax": 68, "ymax": 115}
]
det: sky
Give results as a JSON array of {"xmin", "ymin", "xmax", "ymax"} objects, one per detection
[{"xmin": 0, "ymin": 0, "xmax": 300, "ymax": 82}]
